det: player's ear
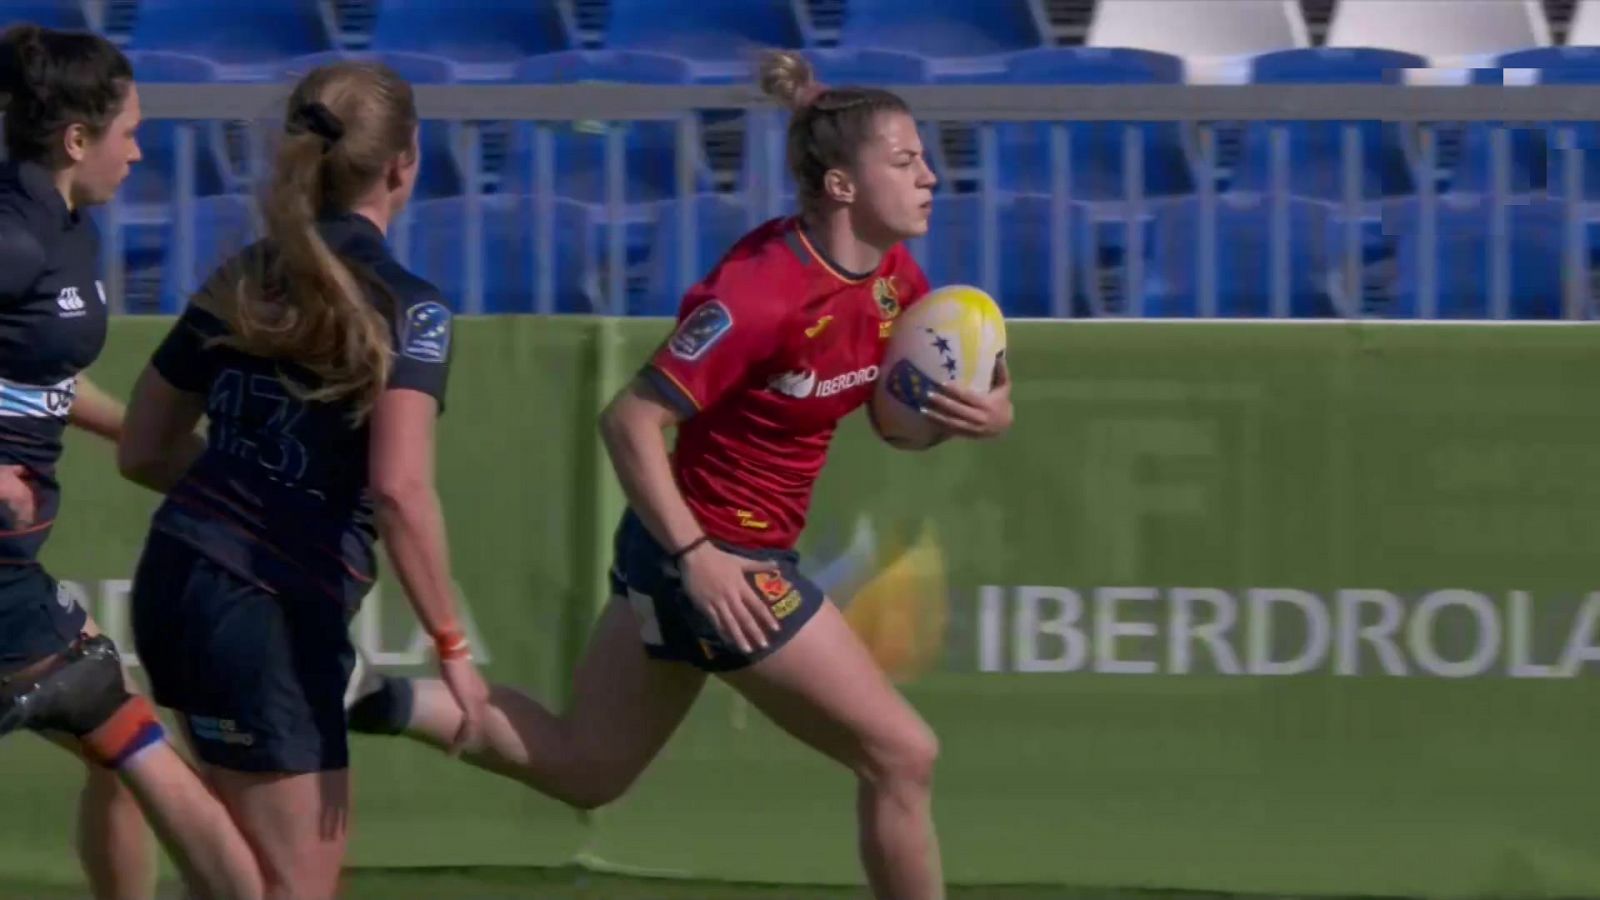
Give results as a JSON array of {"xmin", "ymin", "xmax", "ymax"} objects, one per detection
[
  {"xmin": 61, "ymin": 122, "xmax": 91, "ymax": 164},
  {"xmin": 823, "ymin": 167, "xmax": 855, "ymax": 205}
]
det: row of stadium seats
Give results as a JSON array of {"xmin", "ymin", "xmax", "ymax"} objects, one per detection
[
  {"xmin": 117, "ymin": 44, "xmax": 1600, "ymax": 214},
  {"xmin": 8, "ymin": 0, "xmax": 1597, "ymax": 79},
  {"xmin": 107, "ymin": 188, "xmax": 1585, "ymax": 320}
]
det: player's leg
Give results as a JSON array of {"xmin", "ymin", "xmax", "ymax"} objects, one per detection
[
  {"xmin": 196, "ymin": 767, "xmax": 348, "ymax": 900},
  {"xmin": 0, "ymin": 570, "xmax": 248, "ymax": 899},
  {"xmin": 131, "ymin": 531, "xmax": 352, "ymax": 899},
  {"xmin": 367, "ymin": 597, "xmax": 707, "ymax": 809},
  {"xmin": 69, "ymin": 615, "xmax": 156, "ymax": 900},
  {"xmin": 6, "ymin": 637, "xmax": 264, "ymax": 900},
  {"xmin": 721, "ymin": 599, "xmax": 944, "ymax": 900},
  {"xmin": 74, "ymin": 758, "xmax": 154, "ymax": 900}
]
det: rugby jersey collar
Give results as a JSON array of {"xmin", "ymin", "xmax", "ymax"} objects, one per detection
[
  {"xmin": 789, "ymin": 217, "xmax": 881, "ymax": 285},
  {"xmin": 9, "ymin": 160, "xmax": 76, "ymax": 230},
  {"xmin": 317, "ymin": 209, "xmax": 389, "ymax": 255}
]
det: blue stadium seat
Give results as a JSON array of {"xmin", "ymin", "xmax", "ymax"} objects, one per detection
[
  {"xmin": 406, "ymin": 194, "xmax": 599, "ymax": 314},
  {"xmin": 806, "ymin": 48, "xmax": 931, "ymax": 85},
  {"xmin": 603, "ymin": 0, "xmax": 803, "ymax": 71},
  {"xmin": 129, "ymin": 0, "xmax": 331, "ymax": 71},
  {"xmin": 111, "ymin": 194, "xmax": 258, "ymax": 314},
  {"xmin": 923, "ymin": 193, "xmax": 1181, "ymax": 318},
  {"xmin": 368, "ymin": 0, "xmax": 569, "ymax": 73},
  {"xmin": 838, "ymin": 0, "xmax": 1043, "ymax": 58},
  {"xmin": 1378, "ymin": 195, "xmax": 1562, "ymax": 319},
  {"xmin": 640, "ymin": 192, "xmax": 752, "ymax": 316},
  {"xmin": 122, "ymin": 51, "xmax": 227, "ymax": 212},
  {"xmin": 1236, "ymin": 48, "xmax": 1424, "ymax": 201},
  {"xmin": 1156, "ymin": 193, "xmax": 1334, "ymax": 318},
  {"xmin": 940, "ymin": 48, "xmax": 1192, "ymax": 201},
  {"xmin": 282, "ymin": 51, "xmax": 463, "ymax": 198},
  {"xmin": 1480, "ymin": 47, "xmax": 1600, "ymax": 199},
  {"xmin": 160, "ymin": 194, "xmax": 260, "ymax": 311},
  {"xmin": 1, "ymin": 1, "xmax": 89, "ymax": 30},
  {"xmin": 504, "ymin": 51, "xmax": 711, "ymax": 204},
  {"xmin": 921, "ymin": 193, "xmax": 1051, "ymax": 317}
]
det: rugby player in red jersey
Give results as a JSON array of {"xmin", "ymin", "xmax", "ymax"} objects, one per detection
[{"xmin": 356, "ymin": 48, "xmax": 1013, "ymax": 900}]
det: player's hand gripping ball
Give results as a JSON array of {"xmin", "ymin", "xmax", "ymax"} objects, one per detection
[{"xmin": 870, "ymin": 285, "xmax": 1008, "ymax": 450}]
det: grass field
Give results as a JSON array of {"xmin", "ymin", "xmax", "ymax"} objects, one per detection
[{"xmin": 0, "ymin": 868, "xmax": 1415, "ymax": 900}]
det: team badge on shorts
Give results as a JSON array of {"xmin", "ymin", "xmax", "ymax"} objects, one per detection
[
  {"xmin": 753, "ymin": 571, "xmax": 802, "ymax": 619},
  {"xmin": 401, "ymin": 301, "xmax": 452, "ymax": 363},
  {"xmin": 668, "ymin": 300, "xmax": 732, "ymax": 361}
]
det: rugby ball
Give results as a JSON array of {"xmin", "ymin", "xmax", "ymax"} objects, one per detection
[{"xmin": 870, "ymin": 285, "xmax": 1007, "ymax": 450}]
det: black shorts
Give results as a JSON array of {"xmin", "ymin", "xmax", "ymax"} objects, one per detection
[
  {"xmin": 130, "ymin": 530, "xmax": 355, "ymax": 773},
  {"xmin": 0, "ymin": 565, "xmax": 88, "ymax": 674},
  {"xmin": 608, "ymin": 509, "xmax": 827, "ymax": 673}
]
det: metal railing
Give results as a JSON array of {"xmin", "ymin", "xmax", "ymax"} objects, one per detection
[{"xmin": 116, "ymin": 83, "xmax": 1600, "ymax": 318}]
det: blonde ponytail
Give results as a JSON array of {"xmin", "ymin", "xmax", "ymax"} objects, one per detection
[{"xmin": 214, "ymin": 63, "xmax": 417, "ymax": 423}]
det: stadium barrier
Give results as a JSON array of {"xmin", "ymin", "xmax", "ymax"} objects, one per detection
[
  {"xmin": 4, "ymin": 316, "xmax": 1600, "ymax": 897},
  {"xmin": 108, "ymin": 83, "xmax": 1600, "ymax": 318}
]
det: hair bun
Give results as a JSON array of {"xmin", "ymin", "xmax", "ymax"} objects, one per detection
[{"xmin": 758, "ymin": 49, "xmax": 822, "ymax": 112}]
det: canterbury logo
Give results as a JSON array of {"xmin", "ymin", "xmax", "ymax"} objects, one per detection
[{"xmin": 57, "ymin": 287, "xmax": 86, "ymax": 313}]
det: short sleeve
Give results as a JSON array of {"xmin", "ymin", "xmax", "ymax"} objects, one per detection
[
  {"xmin": 643, "ymin": 264, "xmax": 789, "ymax": 419},
  {"xmin": 0, "ymin": 219, "xmax": 47, "ymax": 306},
  {"xmin": 387, "ymin": 295, "xmax": 452, "ymax": 406},
  {"xmin": 151, "ymin": 304, "xmax": 224, "ymax": 393}
]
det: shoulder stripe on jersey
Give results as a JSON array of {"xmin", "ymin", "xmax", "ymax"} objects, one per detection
[
  {"xmin": 0, "ymin": 375, "xmax": 76, "ymax": 419},
  {"xmin": 642, "ymin": 365, "xmax": 700, "ymax": 418}
]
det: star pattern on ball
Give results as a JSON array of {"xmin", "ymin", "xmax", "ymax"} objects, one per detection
[{"xmin": 926, "ymin": 329, "xmax": 958, "ymax": 380}]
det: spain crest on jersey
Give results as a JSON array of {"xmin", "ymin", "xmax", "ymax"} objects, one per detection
[{"xmin": 872, "ymin": 277, "xmax": 900, "ymax": 320}]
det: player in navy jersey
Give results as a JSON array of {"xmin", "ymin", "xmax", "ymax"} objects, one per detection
[
  {"xmin": 115, "ymin": 61, "xmax": 488, "ymax": 899},
  {"xmin": 0, "ymin": 24, "xmax": 263, "ymax": 900},
  {"xmin": 348, "ymin": 50, "xmax": 1013, "ymax": 899}
]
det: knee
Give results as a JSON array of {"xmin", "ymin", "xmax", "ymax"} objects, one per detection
[
  {"xmin": 859, "ymin": 721, "xmax": 939, "ymax": 792},
  {"xmin": 551, "ymin": 766, "xmax": 637, "ymax": 812}
]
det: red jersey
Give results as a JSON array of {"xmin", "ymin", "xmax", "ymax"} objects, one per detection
[{"xmin": 644, "ymin": 216, "xmax": 930, "ymax": 550}]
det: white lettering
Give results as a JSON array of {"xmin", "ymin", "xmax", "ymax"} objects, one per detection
[
  {"xmin": 1013, "ymin": 586, "xmax": 1087, "ymax": 673},
  {"xmin": 978, "ymin": 585, "xmax": 1005, "ymax": 673},
  {"xmin": 1409, "ymin": 590, "xmax": 1499, "ymax": 678},
  {"xmin": 1248, "ymin": 588, "xmax": 1331, "ymax": 676},
  {"xmin": 1335, "ymin": 589, "xmax": 1408, "ymax": 676},
  {"xmin": 1169, "ymin": 587, "xmax": 1241, "ymax": 675},
  {"xmin": 1094, "ymin": 587, "xmax": 1158, "ymax": 674},
  {"xmin": 815, "ymin": 365, "xmax": 879, "ymax": 398},
  {"xmin": 1558, "ymin": 593, "xmax": 1600, "ymax": 676},
  {"xmin": 1508, "ymin": 591, "xmax": 1559, "ymax": 678}
]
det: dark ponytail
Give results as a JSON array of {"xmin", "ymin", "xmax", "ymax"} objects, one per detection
[{"xmin": 0, "ymin": 24, "xmax": 132, "ymax": 164}]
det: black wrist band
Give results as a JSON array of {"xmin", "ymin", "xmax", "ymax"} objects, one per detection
[{"xmin": 670, "ymin": 535, "xmax": 710, "ymax": 561}]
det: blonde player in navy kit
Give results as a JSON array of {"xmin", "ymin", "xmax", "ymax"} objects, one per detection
[
  {"xmin": 117, "ymin": 61, "xmax": 488, "ymax": 900},
  {"xmin": 0, "ymin": 23, "xmax": 262, "ymax": 900}
]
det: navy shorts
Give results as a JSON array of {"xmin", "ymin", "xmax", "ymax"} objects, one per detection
[
  {"xmin": 0, "ymin": 565, "xmax": 88, "ymax": 674},
  {"xmin": 608, "ymin": 509, "xmax": 827, "ymax": 673},
  {"xmin": 130, "ymin": 530, "xmax": 355, "ymax": 773}
]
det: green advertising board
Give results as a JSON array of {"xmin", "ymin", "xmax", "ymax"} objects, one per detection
[{"xmin": 4, "ymin": 318, "xmax": 1600, "ymax": 898}]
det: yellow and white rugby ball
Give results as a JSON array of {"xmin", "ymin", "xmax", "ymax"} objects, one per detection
[{"xmin": 870, "ymin": 285, "xmax": 1007, "ymax": 450}]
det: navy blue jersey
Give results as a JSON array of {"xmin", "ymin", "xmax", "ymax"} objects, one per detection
[
  {"xmin": 146, "ymin": 212, "xmax": 452, "ymax": 608},
  {"xmin": 0, "ymin": 161, "xmax": 110, "ymax": 569}
]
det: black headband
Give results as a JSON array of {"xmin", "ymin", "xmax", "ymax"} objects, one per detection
[{"xmin": 286, "ymin": 101, "xmax": 344, "ymax": 149}]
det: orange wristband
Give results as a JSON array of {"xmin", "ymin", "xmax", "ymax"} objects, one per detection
[{"xmin": 433, "ymin": 628, "xmax": 470, "ymax": 661}]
